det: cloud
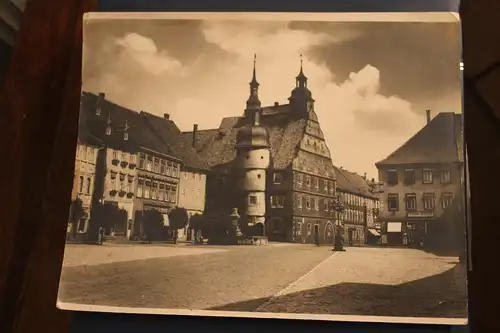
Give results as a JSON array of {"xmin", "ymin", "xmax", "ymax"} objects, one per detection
[
  {"xmin": 83, "ymin": 20, "xmax": 441, "ymax": 178},
  {"xmin": 115, "ymin": 33, "xmax": 186, "ymax": 77}
]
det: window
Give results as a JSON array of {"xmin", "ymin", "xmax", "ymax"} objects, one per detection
[
  {"xmin": 405, "ymin": 193, "xmax": 417, "ymax": 211},
  {"xmin": 404, "ymin": 169, "xmax": 415, "ymax": 185},
  {"xmin": 87, "ymin": 148, "xmax": 94, "ymax": 162},
  {"xmin": 307, "ymin": 223, "xmax": 312, "ymax": 235},
  {"xmin": 130, "ymin": 154, "xmax": 136, "ymax": 165},
  {"xmin": 273, "ymin": 173, "xmax": 283, "ymax": 184},
  {"xmin": 441, "ymin": 193, "xmax": 453, "ymax": 209},
  {"xmin": 151, "ymin": 182, "xmax": 158, "ymax": 200},
  {"xmin": 171, "ymin": 185, "xmax": 178, "ymax": 202},
  {"xmin": 440, "ymin": 170, "xmax": 451, "ymax": 184},
  {"xmin": 422, "ymin": 169, "xmax": 433, "ymax": 184},
  {"xmin": 297, "ymin": 195, "xmax": 303, "ymax": 209},
  {"xmin": 112, "ymin": 150, "xmax": 118, "ymax": 160},
  {"xmin": 271, "ymin": 195, "xmax": 285, "ymax": 208},
  {"xmin": 387, "ymin": 193, "xmax": 399, "ymax": 211},
  {"xmin": 423, "ymin": 193, "xmax": 435, "ymax": 210},
  {"xmin": 305, "ymin": 175, "xmax": 311, "ymax": 188},
  {"xmin": 86, "ymin": 177, "xmax": 92, "ymax": 194},
  {"xmin": 160, "ymin": 160, "xmax": 166, "ymax": 174},
  {"xmin": 306, "ymin": 196, "xmax": 311, "ymax": 210},
  {"xmin": 172, "ymin": 164, "xmax": 179, "ymax": 177},
  {"xmin": 144, "ymin": 181, "xmax": 151, "ymax": 198},
  {"xmin": 78, "ymin": 175, "xmax": 84, "ymax": 193},
  {"xmin": 249, "ymin": 195, "xmax": 258, "ymax": 205},
  {"xmin": 146, "ymin": 156, "xmax": 153, "ymax": 171},
  {"xmin": 315, "ymin": 197, "xmax": 319, "ymax": 210},
  {"xmin": 309, "ymin": 197, "xmax": 315, "ymax": 210},
  {"xmin": 296, "ymin": 222, "xmax": 303, "ymax": 235},
  {"xmin": 122, "ymin": 152, "xmax": 128, "ymax": 162},
  {"xmin": 165, "ymin": 184, "xmax": 171, "ymax": 202},
  {"xmin": 329, "ymin": 181, "xmax": 335, "ymax": 194},
  {"xmin": 324, "ymin": 180, "xmax": 328, "ymax": 193},
  {"xmin": 154, "ymin": 158, "xmax": 160, "ymax": 173},
  {"xmin": 137, "ymin": 178, "xmax": 144, "ymax": 197},
  {"xmin": 139, "ymin": 154, "xmax": 146, "ymax": 169},
  {"xmin": 324, "ymin": 199, "xmax": 329, "ymax": 212},
  {"xmin": 296, "ymin": 173, "xmax": 303, "ymax": 186},
  {"xmin": 166, "ymin": 162, "xmax": 173, "ymax": 176},
  {"xmin": 80, "ymin": 146, "xmax": 87, "ymax": 160},
  {"xmin": 387, "ymin": 170, "xmax": 398, "ymax": 186},
  {"xmin": 109, "ymin": 173, "xmax": 117, "ymax": 190},
  {"xmin": 314, "ymin": 177, "xmax": 319, "ymax": 190}
]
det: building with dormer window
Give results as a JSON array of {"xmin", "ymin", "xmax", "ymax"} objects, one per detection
[
  {"xmin": 183, "ymin": 55, "xmax": 337, "ymax": 244},
  {"xmin": 375, "ymin": 110, "xmax": 464, "ymax": 249}
]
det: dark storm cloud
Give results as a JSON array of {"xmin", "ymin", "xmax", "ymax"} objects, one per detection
[{"xmin": 289, "ymin": 21, "xmax": 461, "ymax": 111}]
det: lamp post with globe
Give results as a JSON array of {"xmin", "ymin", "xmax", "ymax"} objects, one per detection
[{"xmin": 331, "ymin": 196, "xmax": 346, "ymax": 252}]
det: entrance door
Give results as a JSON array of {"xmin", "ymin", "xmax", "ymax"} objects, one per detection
[
  {"xmin": 113, "ymin": 209, "xmax": 128, "ymax": 237},
  {"xmin": 348, "ymin": 229, "xmax": 354, "ymax": 245}
]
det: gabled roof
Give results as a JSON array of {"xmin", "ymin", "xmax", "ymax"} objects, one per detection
[
  {"xmin": 334, "ymin": 166, "xmax": 377, "ymax": 199},
  {"xmin": 141, "ymin": 112, "xmax": 210, "ymax": 172},
  {"xmin": 79, "ymin": 92, "xmax": 178, "ymax": 160},
  {"xmin": 376, "ymin": 112, "xmax": 463, "ymax": 166},
  {"xmin": 182, "ymin": 103, "xmax": 308, "ymax": 169}
]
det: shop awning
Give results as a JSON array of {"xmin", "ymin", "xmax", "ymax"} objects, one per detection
[
  {"xmin": 162, "ymin": 214, "xmax": 170, "ymax": 227},
  {"xmin": 368, "ymin": 228, "xmax": 381, "ymax": 236}
]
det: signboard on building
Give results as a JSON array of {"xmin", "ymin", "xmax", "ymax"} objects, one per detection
[
  {"xmin": 387, "ymin": 222, "xmax": 402, "ymax": 233},
  {"xmin": 407, "ymin": 211, "xmax": 434, "ymax": 218}
]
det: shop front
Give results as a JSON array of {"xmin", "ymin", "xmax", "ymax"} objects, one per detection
[{"xmin": 406, "ymin": 211, "xmax": 434, "ymax": 248}]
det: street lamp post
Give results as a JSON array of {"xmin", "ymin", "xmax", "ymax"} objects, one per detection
[{"xmin": 331, "ymin": 197, "xmax": 346, "ymax": 252}]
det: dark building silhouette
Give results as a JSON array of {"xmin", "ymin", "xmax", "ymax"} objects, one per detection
[{"xmin": 183, "ymin": 56, "xmax": 338, "ymax": 244}]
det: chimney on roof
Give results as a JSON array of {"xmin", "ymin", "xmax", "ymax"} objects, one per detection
[
  {"xmin": 426, "ymin": 109, "xmax": 431, "ymax": 124},
  {"xmin": 96, "ymin": 92, "xmax": 105, "ymax": 115},
  {"xmin": 192, "ymin": 124, "xmax": 198, "ymax": 148},
  {"xmin": 363, "ymin": 173, "xmax": 367, "ymax": 180},
  {"xmin": 274, "ymin": 102, "xmax": 279, "ymax": 106},
  {"xmin": 164, "ymin": 113, "xmax": 170, "ymax": 120}
]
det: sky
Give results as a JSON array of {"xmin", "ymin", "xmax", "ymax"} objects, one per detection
[{"xmin": 82, "ymin": 16, "xmax": 462, "ymax": 179}]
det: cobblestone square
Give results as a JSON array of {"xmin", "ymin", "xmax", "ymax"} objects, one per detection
[{"xmin": 58, "ymin": 244, "xmax": 467, "ymax": 321}]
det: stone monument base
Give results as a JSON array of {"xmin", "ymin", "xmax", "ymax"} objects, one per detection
[{"xmin": 237, "ymin": 236, "xmax": 268, "ymax": 246}]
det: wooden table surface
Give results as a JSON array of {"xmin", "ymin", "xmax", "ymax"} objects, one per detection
[{"xmin": 0, "ymin": 0, "xmax": 498, "ymax": 332}]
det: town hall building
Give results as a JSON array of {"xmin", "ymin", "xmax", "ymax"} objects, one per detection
[{"xmin": 183, "ymin": 56, "xmax": 338, "ymax": 244}]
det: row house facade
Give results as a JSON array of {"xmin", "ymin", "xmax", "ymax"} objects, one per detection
[
  {"xmin": 334, "ymin": 167, "xmax": 380, "ymax": 246},
  {"xmin": 75, "ymin": 92, "xmax": 209, "ymax": 243},
  {"xmin": 185, "ymin": 57, "xmax": 337, "ymax": 244},
  {"xmin": 376, "ymin": 111, "xmax": 465, "ymax": 249},
  {"xmin": 133, "ymin": 149, "xmax": 182, "ymax": 239},
  {"xmin": 67, "ymin": 135, "xmax": 102, "ymax": 242}
]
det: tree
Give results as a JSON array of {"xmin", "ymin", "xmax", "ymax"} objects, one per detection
[
  {"xmin": 143, "ymin": 209, "xmax": 164, "ymax": 242},
  {"xmin": 188, "ymin": 214, "xmax": 205, "ymax": 231},
  {"xmin": 168, "ymin": 207, "xmax": 189, "ymax": 230}
]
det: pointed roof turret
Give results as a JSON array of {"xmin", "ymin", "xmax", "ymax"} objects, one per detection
[
  {"xmin": 246, "ymin": 53, "xmax": 261, "ymax": 110},
  {"xmin": 296, "ymin": 54, "xmax": 308, "ymax": 88}
]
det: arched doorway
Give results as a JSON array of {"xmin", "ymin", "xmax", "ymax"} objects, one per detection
[
  {"xmin": 254, "ymin": 222, "xmax": 265, "ymax": 236},
  {"xmin": 324, "ymin": 221, "xmax": 334, "ymax": 245}
]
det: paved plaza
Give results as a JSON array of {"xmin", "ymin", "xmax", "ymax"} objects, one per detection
[{"xmin": 58, "ymin": 243, "xmax": 467, "ymax": 319}]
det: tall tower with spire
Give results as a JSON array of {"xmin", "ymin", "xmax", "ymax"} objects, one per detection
[
  {"xmin": 289, "ymin": 54, "xmax": 315, "ymax": 115},
  {"xmin": 235, "ymin": 54, "xmax": 271, "ymax": 236}
]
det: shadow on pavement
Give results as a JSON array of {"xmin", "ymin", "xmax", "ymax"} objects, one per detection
[{"xmin": 208, "ymin": 264, "xmax": 468, "ymax": 319}]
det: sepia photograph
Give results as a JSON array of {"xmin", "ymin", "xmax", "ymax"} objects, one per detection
[{"xmin": 57, "ymin": 12, "xmax": 467, "ymax": 325}]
